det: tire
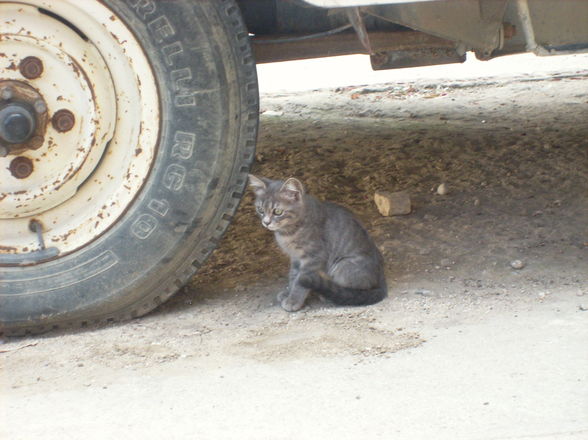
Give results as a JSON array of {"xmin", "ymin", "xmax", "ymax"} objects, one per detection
[{"xmin": 0, "ymin": 0, "xmax": 258, "ymax": 335}]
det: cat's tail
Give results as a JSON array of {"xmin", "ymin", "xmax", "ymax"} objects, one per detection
[{"xmin": 298, "ymin": 271, "xmax": 387, "ymax": 306}]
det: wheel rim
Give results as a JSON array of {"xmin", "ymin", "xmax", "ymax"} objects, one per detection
[{"xmin": 0, "ymin": 1, "xmax": 159, "ymax": 261}]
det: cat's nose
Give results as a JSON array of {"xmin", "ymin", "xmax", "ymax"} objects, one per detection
[{"xmin": 262, "ymin": 217, "xmax": 271, "ymax": 226}]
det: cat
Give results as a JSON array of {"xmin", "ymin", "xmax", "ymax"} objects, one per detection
[{"xmin": 248, "ymin": 174, "xmax": 387, "ymax": 312}]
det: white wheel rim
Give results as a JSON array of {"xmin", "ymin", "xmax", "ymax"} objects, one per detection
[{"xmin": 0, "ymin": 1, "xmax": 159, "ymax": 259}]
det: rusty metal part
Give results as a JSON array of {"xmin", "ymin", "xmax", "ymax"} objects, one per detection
[
  {"xmin": 253, "ymin": 29, "xmax": 456, "ymax": 63},
  {"xmin": 9, "ymin": 156, "xmax": 34, "ymax": 179},
  {"xmin": 365, "ymin": 0, "xmax": 509, "ymax": 57},
  {"xmin": 19, "ymin": 56, "xmax": 44, "ymax": 80},
  {"xmin": 371, "ymin": 47, "xmax": 466, "ymax": 70},
  {"xmin": 347, "ymin": 7, "xmax": 373, "ymax": 54},
  {"xmin": 0, "ymin": 80, "xmax": 48, "ymax": 154},
  {"xmin": 51, "ymin": 109, "xmax": 75, "ymax": 132}
]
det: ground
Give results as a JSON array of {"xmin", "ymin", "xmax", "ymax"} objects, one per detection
[{"xmin": 1, "ymin": 54, "xmax": 587, "ymax": 439}]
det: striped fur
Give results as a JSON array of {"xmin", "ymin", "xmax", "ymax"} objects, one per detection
[{"xmin": 249, "ymin": 175, "xmax": 387, "ymax": 311}]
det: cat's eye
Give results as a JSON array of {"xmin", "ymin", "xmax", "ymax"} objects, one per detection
[
  {"xmin": 273, "ymin": 208, "xmax": 284, "ymax": 216},
  {"xmin": 256, "ymin": 206, "xmax": 264, "ymax": 214}
]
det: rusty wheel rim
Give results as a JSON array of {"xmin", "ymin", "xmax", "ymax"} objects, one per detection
[{"xmin": 0, "ymin": 1, "xmax": 159, "ymax": 261}]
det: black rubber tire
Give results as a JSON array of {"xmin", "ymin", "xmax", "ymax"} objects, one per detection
[{"xmin": 0, "ymin": 0, "xmax": 258, "ymax": 335}]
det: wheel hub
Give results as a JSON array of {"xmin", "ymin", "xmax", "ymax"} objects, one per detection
[
  {"xmin": 0, "ymin": 102, "xmax": 36, "ymax": 145},
  {"xmin": 0, "ymin": 80, "xmax": 49, "ymax": 157}
]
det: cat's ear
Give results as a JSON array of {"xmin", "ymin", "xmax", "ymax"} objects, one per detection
[
  {"xmin": 280, "ymin": 178, "xmax": 304, "ymax": 202},
  {"xmin": 248, "ymin": 174, "xmax": 267, "ymax": 195}
]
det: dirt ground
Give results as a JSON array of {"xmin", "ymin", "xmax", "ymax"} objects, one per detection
[{"xmin": 1, "ymin": 55, "xmax": 587, "ymax": 439}]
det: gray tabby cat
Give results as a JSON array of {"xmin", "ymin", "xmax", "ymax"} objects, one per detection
[{"xmin": 248, "ymin": 174, "xmax": 387, "ymax": 312}]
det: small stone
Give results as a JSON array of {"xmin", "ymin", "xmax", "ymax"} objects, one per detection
[
  {"xmin": 436, "ymin": 183, "xmax": 448, "ymax": 195},
  {"xmin": 263, "ymin": 110, "xmax": 284, "ymax": 116},
  {"xmin": 374, "ymin": 190, "xmax": 411, "ymax": 216},
  {"xmin": 510, "ymin": 260, "xmax": 525, "ymax": 270},
  {"xmin": 414, "ymin": 289, "xmax": 433, "ymax": 296},
  {"xmin": 473, "ymin": 198, "xmax": 480, "ymax": 206}
]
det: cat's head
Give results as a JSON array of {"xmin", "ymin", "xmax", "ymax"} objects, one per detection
[{"xmin": 248, "ymin": 174, "xmax": 305, "ymax": 232}]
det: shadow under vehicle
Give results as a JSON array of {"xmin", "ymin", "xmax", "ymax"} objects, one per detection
[{"xmin": 1, "ymin": 0, "xmax": 587, "ymax": 334}]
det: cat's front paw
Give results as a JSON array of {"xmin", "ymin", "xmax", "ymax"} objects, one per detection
[
  {"xmin": 281, "ymin": 296, "xmax": 304, "ymax": 312},
  {"xmin": 276, "ymin": 289, "xmax": 289, "ymax": 302}
]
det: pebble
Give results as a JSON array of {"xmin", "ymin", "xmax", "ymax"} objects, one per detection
[
  {"xmin": 436, "ymin": 183, "xmax": 449, "ymax": 195},
  {"xmin": 263, "ymin": 110, "xmax": 284, "ymax": 116},
  {"xmin": 414, "ymin": 289, "xmax": 433, "ymax": 296},
  {"xmin": 510, "ymin": 260, "xmax": 525, "ymax": 270}
]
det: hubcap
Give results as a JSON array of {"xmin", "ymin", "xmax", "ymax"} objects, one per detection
[{"xmin": 0, "ymin": 1, "xmax": 159, "ymax": 261}]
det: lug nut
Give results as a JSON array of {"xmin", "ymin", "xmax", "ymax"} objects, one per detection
[
  {"xmin": 52, "ymin": 109, "xmax": 75, "ymax": 133},
  {"xmin": 33, "ymin": 99, "xmax": 47, "ymax": 114},
  {"xmin": 9, "ymin": 156, "xmax": 34, "ymax": 179},
  {"xmin": 19, "ymin": 56, "xmax": 44, "ymax": 80},
  {"xmin": 1, "ymin": 86, "xmax": 14, "ymax": 101}
]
